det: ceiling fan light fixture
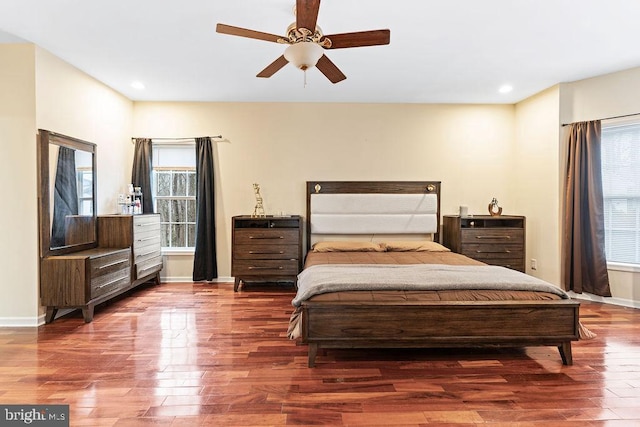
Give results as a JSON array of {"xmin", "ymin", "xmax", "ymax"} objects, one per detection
[{"xmin": 284, "ymin": 42, "xmax": 324, "ymax": 70}]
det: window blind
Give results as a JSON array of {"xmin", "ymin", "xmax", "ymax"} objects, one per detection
[{"xmin": 602, "ymin": 123, "xmax": 640, "ymax": 264}]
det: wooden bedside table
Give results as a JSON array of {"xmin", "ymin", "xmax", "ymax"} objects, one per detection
[
  {"xmin": 231, "ymin": 215, "xmax": 303, "ymax": 291},
  {"xmin": 442, "ymin": 215, "xmax": 526, "ymax": 272}
]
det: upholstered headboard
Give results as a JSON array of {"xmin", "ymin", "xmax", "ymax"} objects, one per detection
[{"xmin": 305, "ymin": 181, "xmax": 441, "ymax": 251}]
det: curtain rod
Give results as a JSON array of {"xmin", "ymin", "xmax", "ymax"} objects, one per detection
[
  {"xmin": 561, "ymin": 112, "xmax": 640, "ymax": 127},
  {"xmin": 131, "ymin": 136, "xmax": 222, "ymax": 143}
]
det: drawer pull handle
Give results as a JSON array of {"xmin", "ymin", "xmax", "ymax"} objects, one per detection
[
  {"xmin": 136, "ymin": 236, "xmax": 157, "ymax": 242},
  {"xmin": 249, "ymin": 236, "xmax": 285, "ymax": 240},
  {"xmin": 248, "ymin": 266, "xmax": 284, "ymax": 270},
  {"xmin": 139, "ymin": 263, "xmax": 163, "ymax": 274},
  {"xmin": 96, "ymin": 276, "xmax": 126, "ymax": 289},
  {"xmin": 136, "ymin": 222, "xmax": 158, "ymax": 227},
  {"xmin": 249, "ymin": 250, "xmax": 285, "ymax": 254},
  {"xmin": 98, "ymin": 259, "xmax": 128, "ymax": 269},
  {"xmin": 475, "ymin": 235, "xmax": 511, "ymax": 239},
  {"xmin": 476, "ymin": 249, "xmax": 511, "ymax": 254},
  {"xmin": 137, "ymin": 249, "xmax": 159, "ymax": 257}
]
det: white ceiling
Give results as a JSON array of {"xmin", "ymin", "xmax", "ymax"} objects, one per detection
[{"xmin": 1, "ymin": 0, "xmax": 639, "ymax": 104}]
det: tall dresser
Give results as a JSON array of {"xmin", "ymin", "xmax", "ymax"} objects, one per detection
[
  {"xmin": 98, "ymin": 214, "xmax": 163, "ymax": 287},
  {"xmin": 442, "ymin": 215, "xmax": 526, "ymax": 272},
  {"xmin": 232, "ymin": 215, "xmax": 303, "ymax": 291}
]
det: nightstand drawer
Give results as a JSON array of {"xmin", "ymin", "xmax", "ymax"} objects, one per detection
[
  {"xmin": 234, "ymin": 229, "xmax": 299, "ymax": 245},
  {"xmin": 461, "ymin": 244, "xmax": 524, "ymax": 260},
  {"xmin": 461, "ymin": 228, "xmax": 523, "ymax": 244},
  {"xmin": 233, "ymin": 244, "xmax": 299, "ymax": 260},
  {"xmin": 233, "ymin": 259, "xmax": 299, "ymax": 276},
  {"xmin": 490, "ymin": 259, "xmax": 525, "ymax": 270}
]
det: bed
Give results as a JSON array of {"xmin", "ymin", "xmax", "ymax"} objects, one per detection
[{"xmin": 289, "ymin": 181, "xmax": 583, "ymax": 367}]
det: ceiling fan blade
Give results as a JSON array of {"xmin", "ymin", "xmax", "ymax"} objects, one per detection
[
  {"xmin": 296, "ymin": 0, "xmax": 320, "ymax": 31},
  {"xmin": 315, "ymin": 54, "xmax": 346, "ymax": 84},
  {"xmin": 323, "ymin": 29, "xmax": 391, "ymax": 49},
  {"xmin": 216, "ymin": 23, "xmax": 284, "ymax": 43},
  {"xmin": 257, "ymin": 55, "xmax": 289, "ymax": 78}
]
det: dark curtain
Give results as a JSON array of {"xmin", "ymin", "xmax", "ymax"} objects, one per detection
[
  {"xmin": 51, "ymin": 147, "xmax": 78, "ymax": 247},
  {"xmin": 562, "ymin": 120, "xmax": 611, "ymax": 296},
  {"xmin": 131, "ymin": 138, "xmax": 154, "ymax": 213},
  {"xmin": 192, "ymin": 137, "xmax": 218, "ymax": 281}
]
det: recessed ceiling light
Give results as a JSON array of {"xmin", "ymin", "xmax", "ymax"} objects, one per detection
[
  {"xmin": 131, "ymin": 81, "xmax": 145, "ymax": 90},
  {"xmin": 498, "ymin": 84, "xmax": 513, "ymax": 94}
]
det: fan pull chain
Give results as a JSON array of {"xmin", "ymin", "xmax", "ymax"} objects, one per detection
[{"xmin": 304, "ymin": 69, "xmax": 308, "ymax": 88}]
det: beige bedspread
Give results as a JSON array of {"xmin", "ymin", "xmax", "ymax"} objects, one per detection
[
  {"xmin": 304, "ymin": 250, "xmax": 485, "ymax": 268},
  {"xmin": 292, "ymin": 263, "xmax": 570, "ymax": 307}
]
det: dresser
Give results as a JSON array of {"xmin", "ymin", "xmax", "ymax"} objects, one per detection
[
  {"xmin": 442, "ymin": 215, "xmax": 526, "ymax": 272},
  {"xmin": 40, "ymin": 247, "xmax": 131, "ymax": 323},
  {"xmin": 232, "ymin": 215, "xmax": 303, "ymax": 291},
  {"xmin": 40, "ymin": 214, "xmax": 163, "ymax": 324},
  {"xmin": 98, "ymin": 214, "xmax": 163, "ymax": 286}
]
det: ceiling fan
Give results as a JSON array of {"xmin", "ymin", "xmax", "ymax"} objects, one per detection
[{"xmin": 216, "ymin": 0, "xmax": 390, "ymax": 84}]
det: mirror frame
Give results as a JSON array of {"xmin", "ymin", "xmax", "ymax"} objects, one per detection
[{"xmin": 37, "ymin": 129, "xmax": 98, "ymax": 258}]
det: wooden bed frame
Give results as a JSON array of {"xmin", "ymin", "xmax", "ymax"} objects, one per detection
[{"xmin": 300, "ymin": 181, "xmax": 580, "ymax": 367}]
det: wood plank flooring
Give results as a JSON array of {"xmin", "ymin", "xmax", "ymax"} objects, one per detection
[{"xmin": 1, "ymin": 282, "xmax": 639, "ymax": 426}]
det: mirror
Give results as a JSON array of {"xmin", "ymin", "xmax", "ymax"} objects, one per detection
[{"xmin": 38, "ymin": 129, "xmax": 97, "ymax": 258}]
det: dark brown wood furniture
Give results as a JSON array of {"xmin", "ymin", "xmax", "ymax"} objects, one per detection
[
  {"xmin": 37, "ymin": 130, "xmax": 162, "ymax": 324},
  {"xmin": 98, "ymin": 214, "xmax": 163, "ymax": 287},
  {"xmin": 40, "ymin": 248, "xmax": 131, "ymax": 323},
  {"xmin": 37, "ymin": 129, "xmax": 98, "ymax": 258},
  {"xmin": 297, "ymin": 181, "xmax": 580, "ymax": 367},
  {"xmin": 442, "ymin": 215, "xmax": 526, "ymax": 272},
  {"xmin": 232, "ymin": 215, "xmax": 303, "ymax": 291}
]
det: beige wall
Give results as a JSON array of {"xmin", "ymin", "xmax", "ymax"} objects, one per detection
[
  {"xmin": 560, "ymin": 66, "xmax": 640, "ymax": 125},
  {"xmin": 0, "ymin": 44, "xmax": 133, "ymax": 325},
  {"xmin": 33, "ymin": 48, "xmax": 134, "ymax": 320},
  {"xmin": 0, "ymin": 44, "xmax": 38, "ymax": 324},
  {"xmin": 35, "ymin": 47, "xmax": 134, "ymax": 215},
  {"xmin": 559, "ymin": 66, "xmax": 640, "ymax": 306},
  {"xmin": 513, "ymin": 86, "xmax": 562, "ymax": 285},
  {"xmin": 134, "ymin": 102, "xmax": 516, "ymax": 280}
]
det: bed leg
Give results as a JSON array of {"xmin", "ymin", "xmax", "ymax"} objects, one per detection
[
  {"xmin": 308, "ymin": 343, "xmax": 318, "ymax": 368},
  {"xmin": 558, "ymin": 342, "xmax": 573, "ymax": 365}
]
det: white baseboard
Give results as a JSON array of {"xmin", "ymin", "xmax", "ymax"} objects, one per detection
[
  {"xmin": 568, "ymin": 291, "xmax": 640, "ymax": 309},
  {"xmin": 0, "ymin": 279, "xmax": 235, "ymax": 327},
  {"xmin": 0, "ymin": 316, "xmax": 41, "ymax": 327}
]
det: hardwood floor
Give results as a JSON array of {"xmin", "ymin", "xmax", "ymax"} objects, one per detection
[{"xmin": 1, "ymin": 282, "xmax": 639, "ymax": 426}]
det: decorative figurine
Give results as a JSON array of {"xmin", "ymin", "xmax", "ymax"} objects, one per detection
[
  {"xmin": 252, "ymin": 183, "xmax": 266, "ymax": 217},
  {"xmin": 488, "ymin": 197, "xmax": 502, "ymax": 216}
]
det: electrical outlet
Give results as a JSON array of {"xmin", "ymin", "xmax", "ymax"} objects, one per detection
[{"xmin": 531, "ymin": 259, "xmax": 537, "ymax": 270}]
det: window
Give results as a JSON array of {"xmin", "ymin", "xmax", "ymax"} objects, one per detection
[
  {"xmin": 76, "ymin": 168, "xmax": 93, "ymax": 215},
  {"xmin": 152, "ymin": 144, "xmax": 197, "ymax": 249},
  {"xmin": 601, "ymin": 122, "xmax": 640, "ymax": 265}
]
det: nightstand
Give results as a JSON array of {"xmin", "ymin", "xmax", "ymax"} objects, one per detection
[
  {"xmin": 231, "ymin": 215, "xmax": 303, "ymax": 291},
  {"xmin": 442, "ymin": 215, "xmax": 526, "ymax": 272}
]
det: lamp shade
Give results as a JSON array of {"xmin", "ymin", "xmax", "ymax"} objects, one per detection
[{"xmin": 284, "ymin": 42, "xmax": 324, "ymax": 70}]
